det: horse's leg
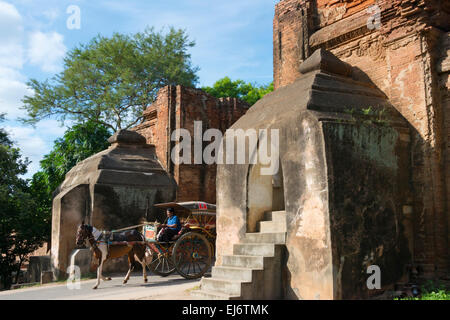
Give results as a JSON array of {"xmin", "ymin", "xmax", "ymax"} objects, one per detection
[
  {"xmin": 93, "ymin": 250, "xmax": 103, "ymax": 289},
  {"xmin": 100, "ymin": 249, "xmax": 111, "ymax": 281},
  {"xmin": 134, "ymin": 245, "xmax": 148, "ymax": 283},
  {"xmin": 123, "ymin": 250, "xmax": 135, "ymax": 285}
]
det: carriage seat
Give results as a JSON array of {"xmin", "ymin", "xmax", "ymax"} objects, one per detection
[{"xmin": 171, "ymin": 225, "xmax": 190, "ymax": 241}]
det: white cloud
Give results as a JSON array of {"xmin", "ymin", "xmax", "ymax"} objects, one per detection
[
  {"xmin": 0, "ymin": 2, "xmax": 29, "ymax": 118},
  {"xmin": 0, "ymin": 1, "xmax": 24, "ymax": 69},
  {"xmin": 5, "ymin": 125, "xmax": 48, "ymax": 176},
  {"xmin": 5, "ymin": 120, "xmax": 68, "ymax": 177},
  {"xmin": 27, "ymin": 31, "xmax": 66, "ymax": 73},
  {"xmin": 0, "ymin": 74, "xmax": 33, "ymax": 118},
  {"xmin": 0, "ymin": 2, "xmax": 69, "ymax": 177}
]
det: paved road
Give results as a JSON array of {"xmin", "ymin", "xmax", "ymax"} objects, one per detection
[{"xmin": 0, "ymin": 273, "xmax": 202, "ymax": 300}]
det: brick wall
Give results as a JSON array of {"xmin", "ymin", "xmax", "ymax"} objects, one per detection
[
  {"xmin": 273, "ymin": 0, "xmax": 305, "ymax": 89},
  {"xmin": 134, "ymin": 86, "xmax": 249, "ymax": 204},
  {"xmin": 273, "ymin": 0, "xmax": 376, "ymax": 89},
  {"xmin": 316, "ymin": 0, "xmax": 375, "ymax": 27},
  {"xmin": 439, "ymin": 32, "xmax": 450, "ymax": 267},
  {"xmin": 133, "ymin": 86, "xmax": 177, "ymax": 172}
]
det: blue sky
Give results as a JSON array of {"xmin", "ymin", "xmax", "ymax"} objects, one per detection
[{"xmin": 0, "ymin": 0, "xmax": 277, "ymax": 178}]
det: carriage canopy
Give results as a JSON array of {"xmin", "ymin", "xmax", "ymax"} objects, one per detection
[{"xmin": 154, "ymin": 201, "xmax": 216, "ymax": 218}]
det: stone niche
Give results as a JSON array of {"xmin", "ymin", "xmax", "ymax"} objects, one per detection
[
  {"xmin": 215, "ymin": 49, "xmax": 413, "ymax": 300},
  {"xmin": 51, "ymin": 130, "xmax": 176, "ymax": 277}
]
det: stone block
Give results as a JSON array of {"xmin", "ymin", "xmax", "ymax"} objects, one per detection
[
  {"xmin": 40, "ymin": 271, "xmax": 53, "ymax": 284},
  {"xmin": 27, "ymin": 256, "xmax": 51, "ymax": 283}
]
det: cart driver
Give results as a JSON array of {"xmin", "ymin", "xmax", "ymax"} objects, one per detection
[{"xmin": 157, "ymin": 207, "xmax": 182, "ymax": 242}]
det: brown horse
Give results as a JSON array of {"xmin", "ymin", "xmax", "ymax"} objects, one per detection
[{"xmin": 75, "ymin": 222, "xmax": 148, "ymax": 289}]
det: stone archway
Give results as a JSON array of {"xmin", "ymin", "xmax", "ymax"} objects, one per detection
[{"xmin": 246, "ymin": 160, "xmax": 285, "ymax": 233}]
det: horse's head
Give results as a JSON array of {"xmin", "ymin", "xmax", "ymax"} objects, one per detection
[{"xmin": 75, "ymin": 222, "xmax": 93, "ymax": 247}]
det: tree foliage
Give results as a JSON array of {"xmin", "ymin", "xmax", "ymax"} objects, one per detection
[
  {"xmin": 0, "ymin": 114, "xmax": 47, "ymax": 289},
  {"xmin": 29, "ymin": 121, "xmax": 111, "ymax": 242},
  {"xmin": 202, "ymin": 77, "xmax": 274, "ymax": 106},
  {"xmin": 0, "ymin": 117, "xmax": 111, "ymax": 289},
  {"xmin": 21, "ymin": 27, "xmax": 199, "ymax": 131},
  {"xmin": 34, "ymin": 121, "xmax": 111, "ymax": 194}
]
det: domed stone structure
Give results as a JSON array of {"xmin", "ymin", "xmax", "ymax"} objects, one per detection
[
  {"xmin": 51, "ymin": 130, "xmax": 176, "ymax": 277},
  {"xmin": 211, "ymin": 49, "xmax": 413, "ymax": 299}
]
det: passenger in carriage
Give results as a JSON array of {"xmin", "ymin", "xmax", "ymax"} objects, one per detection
[{"xmin": 157, "ymin": 207, "xmax": 182, "ymax": 242}]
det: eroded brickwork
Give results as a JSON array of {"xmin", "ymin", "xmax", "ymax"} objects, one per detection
[
  {"xmin": 134, "ymin": 86, "xmax": 249, "ymax": 203},
  {"xmin": 439, "ymin": 32, "xmax": 450, "ymax": 260},
  {"xmin": 274, "ymin": 0, "xmax": 449, "ymax": 277},
  {"xmin": 274, "ymin": 0, "xmax": 306, "ymax": 89},
  {"xmin": 316, "ymin": 0, "xmax": 376, "ymax": 26}
]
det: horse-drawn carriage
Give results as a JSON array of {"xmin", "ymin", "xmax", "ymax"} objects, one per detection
[
  {"xmin": 75, "ymin": 201, "xmax": 216, "ymax": 289},
  {"xmin": 144, "ymin": 201, "xmax": 216, "ymax": 280}
]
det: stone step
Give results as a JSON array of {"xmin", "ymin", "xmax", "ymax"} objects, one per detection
[
  {"xmin": 201, "ymin": 278, "xmax": 251, "ymax": 296},
  {"xmin": 212, "ymin": 265, "xmax": 262, "ymax": 282},
  {"xmin": 264, "ymin": 210, "xmax": 287, "ymax": 222},
  {"xmin": 242, "ymin": 232, "xmax": 286, "ymax": 244},
  {"xmin": 192, "ymin": 210, "xmax": 287, "ymax": 301},
  {"xmin": 233, "ymin": 243, "xmax": 276, "ymax": 256},
  {"xmin": 190, "ymin": 289, "xmax": 240, "ymax": 300},
  {"xmin": 222, "ymin": 254, "xmax": 265, "ymax": 269},
  {"xmin": 258, "ymin": 220, "xmax": 287, "ymax": 233}
]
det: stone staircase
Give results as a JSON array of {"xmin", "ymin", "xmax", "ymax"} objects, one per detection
[{"xmin": 191, "ymin": 211, "xmax": 287, "ymax": 300}]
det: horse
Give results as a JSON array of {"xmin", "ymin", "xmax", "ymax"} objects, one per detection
[{"xmin": 75, "ymin": 222, "xmax": 148, "ymax": 289}]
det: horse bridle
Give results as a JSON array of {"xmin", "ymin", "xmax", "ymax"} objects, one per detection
[{"xmin": 78, "ymin": 225, "xmax": 98, "ymax": 249}]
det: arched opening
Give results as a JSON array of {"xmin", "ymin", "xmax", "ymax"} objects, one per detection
[
  {"xmin": 272, "ymin": 163, "xmax": 285, "ymax": 212},
  {"xmin": 246, "ymin": 160, "xmax": 285, "ymax": 233}
]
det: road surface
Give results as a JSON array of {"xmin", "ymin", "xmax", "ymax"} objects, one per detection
[{"xmin": 0, "ymin": 273, "xmax": 202, "ymax": 300}]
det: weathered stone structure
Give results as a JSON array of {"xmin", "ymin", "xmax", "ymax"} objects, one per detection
[
  {"xmin": 27, "ymin": 256, "xmax": 51, "ymax": 283},
  {"xmin": 133, "ymin": 85, "xmax": 249, "ymax": 203},
  {"xmin": 210, "ymin": 49, "xmax": 413, "ymax": 299},
  {"xmin": 51, "ymin": 130, "xmax": 176, "ymax": 277},
  {"xmin": 273, "ymin": 0, "xmax": 449, "ymax": 278}
]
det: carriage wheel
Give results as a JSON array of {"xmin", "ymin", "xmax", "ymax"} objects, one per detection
[
  {"xmin": 146, "ymin": 243, "xmax": 176, "ymax": 277},
  {"xmin": 172, "ymin": 232, "xmax": 212, "ymax": 280}
]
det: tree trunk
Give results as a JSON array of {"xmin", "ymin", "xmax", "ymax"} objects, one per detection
[{"xmin": 14, "ymin": 259, "xmax": 23, "ymax": 284}]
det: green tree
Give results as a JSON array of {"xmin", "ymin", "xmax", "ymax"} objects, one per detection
[
  {"xmin": 0, "ymin": 114, "xmax": 46, "ymax": 289},
  {"xmin": 21, "ymin": 27, "xmax": 199, "ymax": 131},
  {"xmin": 202, "ymin": 77, "xmax": 274, "ymax": 106},
  {"xmin": 35, "ymin": 121, "xmax": 111, "ymax": 193},
  {"xmin": 30, "ymin": 121, "xmax": 111, "ymax": 236}
]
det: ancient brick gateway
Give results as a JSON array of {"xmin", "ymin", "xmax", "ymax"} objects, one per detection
[{"xmin": 48, "ymin": 1, "xmax": 448, "ymax": 299}]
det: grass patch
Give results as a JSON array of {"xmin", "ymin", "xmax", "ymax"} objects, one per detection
[
  {"xmin": 343, "ymin": 106, "xmax": 390, "ymax": 126},
  {"xmin": 12, "ymin": 272, "xmax": 98, "ymax": 290},
  {"xmin": 395, "ymin": 281, "xmax": 450, "ymax": 300},
  {"xmin": 185, "ymin": 285, "xmax": 201, "ymax": 293}
]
